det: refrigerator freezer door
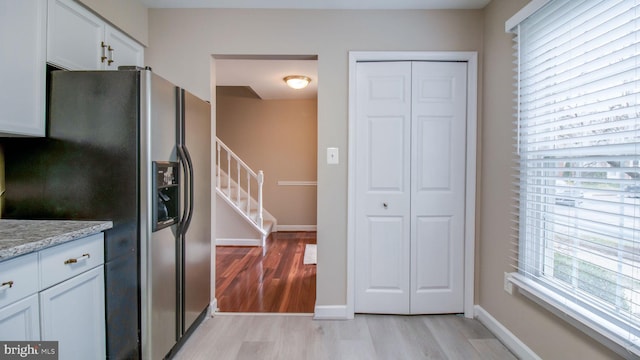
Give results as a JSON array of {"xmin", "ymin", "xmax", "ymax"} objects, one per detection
[
  {"xmin": 140, "ymin": 70, "xmax": 179, "ymax": 360},
  {"xmin": 180, "ymin": 90, "xmax": 212, "ymax": 333}
]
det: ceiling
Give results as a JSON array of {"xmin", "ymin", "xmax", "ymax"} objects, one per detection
[
  {"xmin": 147, "ymin": 0, "xmax": 491, "ymax": 100},
  {"xmin": 140, "ymin": 0, "xmax": 491, "ymax": 10},
  {"xmin": 216, "ymin": 58, "xmax": 318, "ymax": 100}
]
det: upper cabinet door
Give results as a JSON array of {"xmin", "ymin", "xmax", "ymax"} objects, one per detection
[
  {"xmin": 47, "ymin": 0, "xmax": 144, "ymax": 71},
  {"xmin": 47, "ymin": 0, "xmax": 104, "ymax": 70},
  {"xmin": 104, "ymin": 25, "xmax": 144, "ymax": 70},
  {"xmin": 0, "ymin": 0, "xmax": 47, "ymax": 137}
]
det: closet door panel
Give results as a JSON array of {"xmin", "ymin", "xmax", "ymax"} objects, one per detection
[
  {"xmin": 355, "ymin": 61, "xmax": 411, "ymax": 314},
  {"xmin": 368, "ymin": 117, "xmax": 405, "ymax": 191},
  {"xmin": 411, "ymin": 61, "xmax": 467, "ymax": 314},
  {"xmin": 414, "ymin": 216, "xmax": 452, "ymax": 290},
  {"xmin": 416, "ymin": 116, "xmax": 452, "ymax": 190}
]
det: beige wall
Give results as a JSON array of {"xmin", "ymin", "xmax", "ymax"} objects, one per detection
[
  {"xmin": 480, "ymin": 1, "xmax": 621, "ymax": 358},
  {"xmin": 216, "ymin": 88, "xmax": 317, "ymax": 227},
  {"xmin": 78, "ymin": 0, "xmax": 148, "ymax": 45},
  {"xmin": 147, "ymin": 8, "xmax": 483, "ymax": 306}
]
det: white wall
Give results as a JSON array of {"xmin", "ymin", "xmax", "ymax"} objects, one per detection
[{"xmin": 146, "ymin": 8, "xmax": 483, "ymax": 307}]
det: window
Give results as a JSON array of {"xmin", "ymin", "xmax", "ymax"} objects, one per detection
[{"xmin": 509, "ymin": 0, "xmax": 640, "ymax": 356}]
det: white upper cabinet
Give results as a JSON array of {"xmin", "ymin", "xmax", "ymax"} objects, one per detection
[
  {"xmin": 0, "ymin": 0, "xmax": 47, "ymax": 137},
  {"xmin": 0, "ymin": 0, "xmax": 144, "ymax": 137},
  {"xmin": 104, "ymin": 25, "xmax": 144, "ymax": 70},
  {"xmin": 47, "ymin": 0, "xmax": 144, "ymax": 71},
  {"xmin": 47, "ymin": 0, "xmax": 103, "ymax": 70}
]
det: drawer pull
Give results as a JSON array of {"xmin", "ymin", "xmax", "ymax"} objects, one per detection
[
  {"xmin": 0, "ymin": 281, "xmax": 14, "ymax": 290},
  {"xmin": 64, "ymin": 253, "xmax": 91, "ymax": 265}
]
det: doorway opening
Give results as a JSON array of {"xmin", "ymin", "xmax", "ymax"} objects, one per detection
[{"xmin": 213, "ymin": 55, "xmax": 318, "ymax": 313}]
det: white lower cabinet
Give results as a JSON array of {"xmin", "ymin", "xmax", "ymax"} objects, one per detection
[
  {"xmin": 0, "ymin": 252, "xmax": 39, "ymax": 340},
  {"xmin": 0, "ymin": 233, "xmax": 105, "ymax": 359},
  {"xmin": 40, "ymin": 266, "xmax": 105, "ymax": 360},
  {"xmin": 0, "ymin": 295, "xmax": 40, "ymax": 340}
]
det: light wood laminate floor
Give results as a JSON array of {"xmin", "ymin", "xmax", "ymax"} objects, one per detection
[{"xmin": 173, "ymin": 314, "xmax": 516, "ymax": 360}]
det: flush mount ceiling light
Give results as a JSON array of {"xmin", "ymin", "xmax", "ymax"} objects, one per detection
[{"xmin": 283, "ymin": 75, "xmax": 311, "ymax": 90}]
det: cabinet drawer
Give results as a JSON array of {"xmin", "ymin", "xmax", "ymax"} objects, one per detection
[
  {"xmin": 0, "ymin": 253, "xmax": 38, "ymax": 308},
  {"xmin": 39, "ymin": 233, "xmax": 104, "ymax": 289}
]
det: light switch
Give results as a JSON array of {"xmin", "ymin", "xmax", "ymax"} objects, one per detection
[{"xmin": 327, "ymin": 147, "xmax": 339, "ymax": 165}]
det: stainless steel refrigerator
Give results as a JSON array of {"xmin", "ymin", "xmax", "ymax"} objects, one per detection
[{"xmin": 1, "ymin": 68, "xmax": 211, "ymax": 360}]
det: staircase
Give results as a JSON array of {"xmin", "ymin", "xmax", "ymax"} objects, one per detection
[{"xmin": 215, "ymin": 138, "xmax": 276, "ymax": 246}]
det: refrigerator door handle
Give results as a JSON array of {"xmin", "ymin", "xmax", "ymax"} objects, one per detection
[
  {"xmin": 182, "ymin": 144, "xmax": 195, "ymax": 234},
  {"xmin": 177, "ymin": 144, "xmax": 190, "ymax": 236}
]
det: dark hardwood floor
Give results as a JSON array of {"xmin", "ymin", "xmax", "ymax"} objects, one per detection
[{"xmin": 215, "ymin": 231, "xmax": 317, "ymax": 313}]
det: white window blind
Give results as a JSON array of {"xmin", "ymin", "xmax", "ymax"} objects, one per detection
[{"xmin": 512, "ymin": 0, "xmax": 640, "ymax": 356}]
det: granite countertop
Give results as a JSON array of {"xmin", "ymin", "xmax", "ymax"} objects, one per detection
[{"xmin": 0, "ymin": 220, "xmax": 113, "ymax": 261}]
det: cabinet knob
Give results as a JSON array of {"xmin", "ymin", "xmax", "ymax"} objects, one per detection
[
  {"xmin": 64, "ymin": 253, "xmax": 91, "ymax": 265},
  {"xmin": 0, "ymin": 281, "xmax": 14, "ymax": 290},
  {"xmin": 383, "ymin": 202, "xmax": 388, "ymax": 209}
]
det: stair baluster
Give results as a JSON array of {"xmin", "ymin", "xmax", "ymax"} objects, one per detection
[
  {"xmin": 257, "ymin": 170, "xmax": 264, "ymax": 230},
  {"xmin": 236, "ymin": 162, "xmax": 241, "ymax": 204},
  {"xmin": 226, "ymin": 151, "xmax": 231, "ymax": 198},
  {"xmin": 246, "ymin": 171, "xmax": 251, "ymax": 215},
  {"xmin": 215, "ymin": 138, "xmax": 265, "ymax": 233}
]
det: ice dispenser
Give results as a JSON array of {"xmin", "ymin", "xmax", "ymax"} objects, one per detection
[{"xmin": 153, "ymin": 161, "xmax": 179, "ymax": 231}]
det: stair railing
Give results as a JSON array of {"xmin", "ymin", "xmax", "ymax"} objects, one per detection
[{"xmin": 216, "ymin": 138, "xmax": 264, "ymax": 230}]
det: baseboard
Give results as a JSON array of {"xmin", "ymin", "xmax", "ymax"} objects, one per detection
[
  {"xmin": 474, "ymin": 305, "xmax": 541, "ymax": 360},
  {"xmin": 313, "ymin": 305, "xmax": 349, "ymax": 320},
  {"xmin": 277, "ymin": 225, "xmax": 317, "ymax": 232},
  {"xmin": 216, "ymin": 238, "xmax": 261, "ymax": 246},
  {"xmin": 215, "ymin": 312, "xmax": 313, "ymax": 317}
]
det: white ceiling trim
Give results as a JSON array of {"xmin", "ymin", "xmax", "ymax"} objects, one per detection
[{"xmin": 140, "ymin": 0, "xmax": 491, "ymax": 10}]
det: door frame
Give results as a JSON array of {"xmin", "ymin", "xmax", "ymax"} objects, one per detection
[{"xmin": 347, "ymin": 51, "xmax": 478, "ymax": 319}]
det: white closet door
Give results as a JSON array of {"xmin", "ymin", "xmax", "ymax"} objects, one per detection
[
  {"xmin": 410, "ymin": 61, "xmax": 467, "ymax": 314},
  {"xmin": 354, "ymin": 60, "xmax": 468, "ymax": 314},
  {"xmin": 354, "ymin": 61, "xmax": 412, "ymax": 314}
]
